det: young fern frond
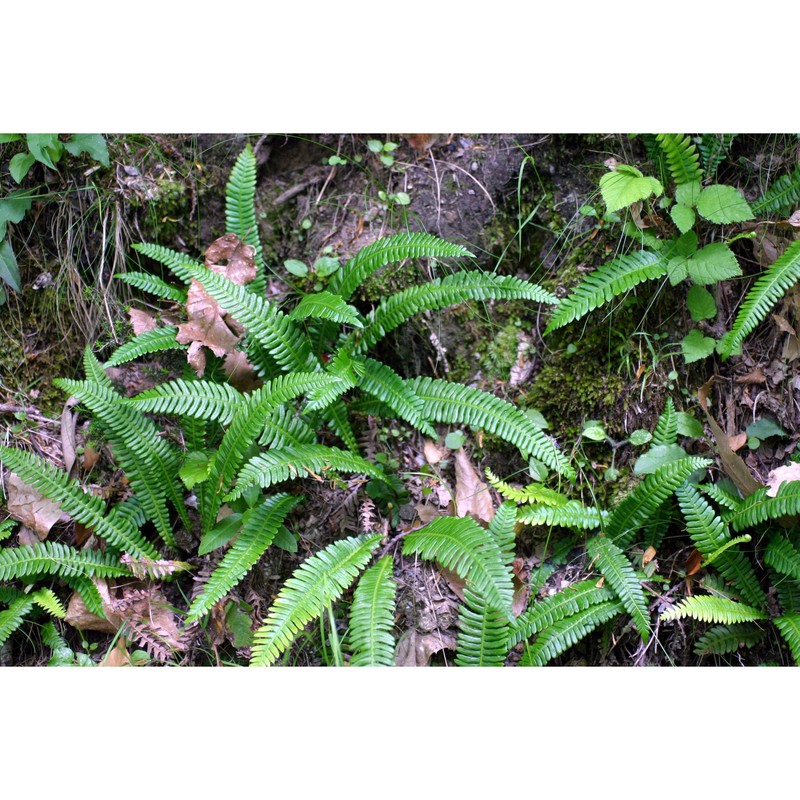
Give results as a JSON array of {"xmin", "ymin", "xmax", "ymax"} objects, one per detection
[
  {"xmin": 0, "ymin": 596, "xmax": 36, "ymax": 647},
  {"xmin": 131, "ymin": 242, "xmax": 202, "ymax": 284},
  {"xmin": 700, "ymin": 482, "xmax": 742, "ymax": 512},
  {"xmin": 485, "ymin": 469, "xmax": 569, "ymax": 507},
  {"xmin": 82, "ymin": 345, "xmax": 114, "ymax": 388},
  {"xmin": 0, "ymin": 446, "xmax": 158, "ymax": 559},
  {"xmin": 517, "ymin": 501, "xmax": 606, "ymax": 530},
  {"xmin": 655, "ymin": 133, "xmax": 703, "ymax": 186},
  {"xmin": 104, "ymin": 327, "xmax": 187, "ymax": 367},
  {"xmin": 651, "ymin": 397, "xmax": 677, "ymax": 447},
  {"xmin": 764, "ymin": 534, "xmax": 800, "ymax": 580},
  {"xmin": 61, "ymin": 575, "xmax": 107, "ymax": 618},
  {"xmin": 116, "ymin": 271, "xmax": 187, "ymax": 303},
  {"xmin": 455, "ymin": 585, "xmax": 510, "ymax": 667},
  {"xmin": 586, "ymin": 535, "xmax": 651, "ymax": 641},
  {"xmin": 544, "ymin": 250, "xmax": 671, "ymax": 334},
  {"xmin": 225, "ymin": 145, "xmax": 264, "ymax": 277},
  {"xmin": 30, "ymin": 587, "xmax": 66, "ymax": 619},
  {"xmin": 773, "ymin": 613, "xmax": 800, "ymax": 664},
  {"xmin": 660, "ymin": 595, "xmax": 768, "ymax": 624},
  {"xmin": 288, "ymin": 291, "xmax": 363, "ymax": 329},
  {"xmin": 186, "ymin": 494, "xmax": 302, "ymax": 624},
  {"xmin": 348, "ymin": 556, "xmax": 397, "ymax": 666},
  {"xmin": 519, "ymin": 600, "xmax": 623, "ymax": 666},
  {"xmin": 676, "ymin": 484, "xmax": 766, "ymax": 609},
  {"xmin": 402, "ymin": 516, "xmax": 514, "ymax": 617},
  {"xmin": 605, "ymin": 457, "xmax": 711, "ymax": 548},
  {"xmin": 719, "ymin": 239, "xmax": 800, "ymax": 359},
  {"xmin": 506, "ymin": 578, "xmax": 616, "ymax": 647},
  {"xmin": 0, "ymin": 540, "xmax": 131, "ymax": 582},
  {"xmin": 751, "ymin": 165, "xmax": 800, "ymax": 216},
  {"xmin": 409, "ymin": 376, "xmax": 574, "ymax": 478},
  {"xmin": 693, "ymin": 622, "xmax": 765, "ymax": 657},
  {"xmin": 250, "ymin": 534, "xmax": 381, "ymax": 666},
  {"xmin": 329, "ymin": 232, "xmax": 473, "ymax": 301},
  {"xmin": 725, "ymin": 480, "xmax": 800, "ymax": 532},
  {"xmin": 227, "ymin": 445, "xmax": 386, "ymax": 501}
]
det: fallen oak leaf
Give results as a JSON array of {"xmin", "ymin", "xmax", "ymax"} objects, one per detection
[
  {"xmin": 6, "ymin": 472, "xmax": 69, "ymax": 539},
  {"xmin": 454, "ymin": 447, "xmax": 494, "ymax": 524}
]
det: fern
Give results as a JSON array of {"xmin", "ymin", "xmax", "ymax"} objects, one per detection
[
  {"xmin": 227, "ymin": 444, "xmax": 386, "ymax": 501},
  {"xmin": 289, "ymin": 291, "xmax": 363, "ymax": 329},
  {"xmin": 125, "ymin": 378, "xmax": 245, "ymax": 424},
  {"xmin": 519, "ymin": 600, "xmax": 623, "ymax": 666},
  {"xmin": 544, "ymin": 250, "xmax": 671, "ymax": 334},
  {"xmin": 258, "ymin": 405, "xmax": 316, "ymax": 449},
  {"xmin": 329, "ymin": 232, "xmax": 473, "ymax": 301},
  {"xmin": 402, "ymin": 516, "xmax": 514, "ymax": 617},
  {"xmin": 726, "ymin": 480, "xmax": 800, "ymax": 532},
  {"xmin": 0, "ymin": 540, "xmax": 131, "ymax": 582},
  {"xmin": 693, "ymin": 622, "xmax": 765, "ymax": 657},
  {"xmin": 586, "ymin": 535, "xmax": 651, "ymax": 641},
  {"xmin": 698, "ymin": 134, "xmax": 736, "ymax": 181},
  {"xmin": 655, "ymin": 134, "xmax": 703, "ymax": 186},
  {"xmin": 660, "ymin": 595, "xmax": 768, "ymax": 624},
  {"xmin": 116, "ymin": 271, "xmax": 187, "ymax": 303},
  {"xmin": 31, "ymin": 587, "xmax": 66, "ymax": 619},
  {"xmin": 651, "ymin": 397, "xmax": 677, "ymax": 447},
  {"xmin": 185, "ymin": 494, "xmax": 302, "ymax": 623},
  {"xmin": 131, "ymin": 242, "xmax": 201, "ymax": 284},
  {"xmin": 348, "ymin": 556, "xmax": 397, "ymax": 666},
  {"xmin": 455, "ymin": 586, "xmax": 510, "ymax": 667},
  {"xmin": 719, "ymin": 239, "xmax": 800, "ymax": 359},
  {"xmin": 764, "ymin": 534, "xmax": 800, "ymax": 580},
  {"xmin": 225, "ymin": 144, "xmax": 264, "ymax": 273},
  {"xmin": 104, "ymin": 326, "xmax": 187, "ymax": 367},
  {"xmin": 485, "ymin": 469, "xmax": 568, "ymax": 507},
  {"xmin": 751, "ymin": 165, "xmax": 800, "ymax": 216},
  {"xmin": 773, "ymin": 613, "xmax": 800, "ymax": 663},
  {"xmin": 0, "ymin": 595, "xmax": 36, "ymax": 647},
  {"xmin": 516, "ymin": 501, "xmax": 606, "ymax": 530},
  {"xmin": 700, "ymin": 481, "xmax": 742, "ymax": 512},
  {"xmin": 409, "ymin": 376, "xmax": 574, "ymax": 478},
  {"xmin": 250, "ymin": 535, "xmax": 381, "ymax": 666},
  {"xmin": 0, "ymin": 446, "xmax": 158, "ymax": 559}
]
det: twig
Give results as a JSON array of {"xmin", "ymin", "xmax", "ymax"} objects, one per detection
[{"xmin": 0, "ymin": 405, "xmax": 61, "ymax": 426}]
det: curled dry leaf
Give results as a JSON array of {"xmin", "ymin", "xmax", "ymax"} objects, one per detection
[
  {"xmin": 454, "ymin": 448, "xmax": 495, "ymax": 524},
  {"xmin": 423, "ymin": 439, "xmax": 445, "ymax": 465},
  {"xmin": 729, "ymin": 432, "xmax": 748, "ymax": 452},
  {"xmin": 767, "ymin": 462, "xmax": 800, "ymax": 497},
  {"xmin": 395, "ymin": 628, "xmax": 457, "ymax": 666},
  {"xmin": 6, "ymin": 472, "xmax": 68, "ymax": 539}
]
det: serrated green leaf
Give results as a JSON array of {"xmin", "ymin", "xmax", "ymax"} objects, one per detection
[
  {"xmin": 670, "ymin": 204, "xmax": 696, "ymax": 234},
  {"xmin": 179, "ymin": 451, "xmax": 212, "ymax": 489},
  {"xmin": 681, "ymin": 329, "xmax": 716, "ymax": 364},
  {"xmin": 687, "ymin": 284, "xmax": 717, "ymax": 321},
  {"xmin": 63, "ymin": 134, "xmax": 109, "ymax": 167},
  {"xmin": 599, "ymin": 167, "xmax": 663, "ymax": 213},
  {"xmin": 696, "ymin": 184, "xmax": 754, "ymax": 224},
  {"xmin": 675, "ymin": 181, "xmax": 702, "ymax": 207},
  {"xmin": 687, "ymin": 243, "xmax": 742, "ymax": 285}
]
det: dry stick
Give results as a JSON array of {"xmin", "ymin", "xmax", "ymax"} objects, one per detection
[
  {"xmin": 0, "ymin": 405, "xmax": 61, "ymax": 426},
  {"xmin": 429, "ymin": 150, "xmax": 442, "ymax": 232},
  {"xmin": 443, "ymin": 161, "xmax": 496, "ymax": 211}
]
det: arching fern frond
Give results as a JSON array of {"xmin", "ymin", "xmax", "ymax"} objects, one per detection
[
  {"xmin": 586, "ymin": 535, "xmax": 650, "ymax": 642},
  {"xmin": 132, "ymin": 242, "xmax": 202, "ymax": 284},
  {"xmin": 186, "ymin": 493, "xmax": 303, "ymax": 624},
  {"xmin": 124, "ymin": 378, "xmax": 245, "ymax": 424},
  {"xmin": 516, "ymin": 500, "xmax": 606, "ymax": 530},
  {"xmin": 289, "ymin": 291, "xmax": 363, "ymax": 329},
  {"xmin": 519, "ymin": 600, "xmax": 623, "ymax": 666},
  {"xmin": 225, "ymin": 145, "xmax": 264, "ymax": 274},
  {"xmin": 700, "ymin": 481, "xmax": 742, "ymax": 511},
  {"xmin": 402, "ymin": 516, "xmax": 514, "ymax": 617},
  {"xmin": 693, "ymin": 622, "xmax": 765, "ymax": 657},
  {"xmin": 718, "ymin": 239, "xmax": 800, "ymax": 359},
  {"xmin": 227, "ymin": 445, "xmax": 386, "ymax": 501},
  {"xmin": 348, "ymin": 556, "xmax": 397, "ymax": 666},
  {"xmin": 544, "ymin": 250, "xmax": 670, "ymax": 334},
  {"xmin": 455, "ymin": 585, "xmax": 510, "ymax": 667},
  {"xmin": 104, "ymin": 327, "xmax": 187, "ymax": 367},
  {"xmin": 0, "ymin": 446, "xmax": 158, "ymax": 559},
  {"xmin": 764, "ymin": 534, "xmax": 800, "ymax": 580},
  {"xmin": 698, "ymin": 134, "xmax": 736, "ymax": 181},
  {"xmin": 726, "ymin": 480, "xmax": 800, "ymax": 532},
  {"xmin": 31, "ymin": 587, "xmax": 66, "ymax": 619},
  {"xmin": 329, "ymin": 232, "xmax": 473, "ymax": 301},
  {"xmin": 0, "ymin": 596, "xmax": 36, "ymax": 647},
  {"xmin": 751, "ymin": 165, "xmax": 800, "ymax": 216},
  {"xmin": 659, "ymin": 595, "xmax": 768, "ymax": 624},
  {"xmin": 0, "ymin": 540, "xmax": 131, "ymax": 582},
  {"xmin": 485, "ymin": 469, "xmax": 569, "ymax": 507},
  {"xmin": 773, "ymin": 613, "xmax": 800, "ymax": 664},
  {"xmin": 258, "ymin": 405, "xmax": 316, "ymax": 449},
  {"xmin": 651, "ymin": 397, "xmax": 677, "ymax": 446},
  {"xmin": 409, "ymin": 377, "xmax": 574, "ymax": 478},
  {"xmin": 250, "ymin": 534, "xmax": 381, "ymax": 666},
  {"xmin": 655, "ymin": 133, "xmax": 702, "ymax": 186},
  {"xmin": 116, "ymin": 271, "xmax": 187, "ymax": 303}
]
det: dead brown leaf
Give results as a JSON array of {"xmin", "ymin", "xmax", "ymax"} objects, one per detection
[
  {"xmin": 642, "ymin": 545, "xmax": 657, "ymax": 567},
  {"xmin": 685, "ymin": 548, "xmax": 702, "ymax": 577},
  {"xmin": 767, "ymin": 462, "xmax": 800, "ymax": 497},
  {"xmin": 100, "ymin": 638, "xmax": 133, "ymax": 667},
  {"xmin": 223, "ymin": 349, "xmax": 261, "ymax": 392},
  {"xmin": 60, "ymin": 396, "xmax": 79, "ymax": 477},
  {"xmin": 454, "ymin": 448, "xmax": 494, "ymax": 524},
  {"xmin": 414, "ymin": 503, "xmax": 444, "ymax": 525},
  {"xmin": 128, "ymin": 308, "xmax": 158, "ymax": 335},
  {"xmin": 439, "ymin": 565, "xmax": 466, "ymax": 602},
  {"xmin": 423, "ymin": 439, "xmax": 445, "ymax": 465},
  {"xmin": 6, "ymin": 472, "xmax": 68, "ymax": 539},
  {"xmin": 395, "ymin": 628, "xmax": 457, "ymax": 666},
  {"xmin": 735, "ymin": 368, "xmax": 766, "ymax": 385},
  {"xmin": 729, "ymin": 432, "xmax": 748, "ymax": 452},
  {"xmin": 511, "ymin": 558, "xmax": 529, "ymax": 618}
]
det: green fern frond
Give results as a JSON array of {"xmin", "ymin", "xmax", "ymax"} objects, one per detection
[
  {"xmin": 485, "ymin": 468, "xmax": 568, "ymax": 507},
  {"xmin": 694, "ymin": 622, "xmax": 765, "ymax": 657},
  {"xmin": 289, "ymin": 291, "xmax": 363, "ymax": 328},
  {"xmin": 181, "ymin": 261, "xmax": 318, "ymax": 373},
  {"xmin": 250, "ymin": 534, "xmax": 381, "ymax": 666},
  {"xmin": 605, "ymin": 457, "xmax": 711, "ymax": 548},
  {"xmin": 31, "ymin": 587, "xmax": 66, "ymax": 619},
  {"xmin": 61, "ymin": 575, "xmax": 106, "ymax": 618},
  {"xmin": 0, "ymin": 596, "xmax": 36, "ymax": 647},
  {"xmin": 676, "ymin": 484, "xmax": 766, "ymax": 609},
  {"xmin": 719, "ymin": 239, "xmax": 800, "ymax": 359},
  {"xmin": 659, "ymin": 595, "xmax": 768, "ymax": 624},
  {"xmin": 544, "ymin": 250, "xmax": 670, "ymax": 334},
  {"xmin": 409, "ymin": 376, "xmax": 574, "ymax": 478},
  {"xmin": 124, "ymin": 378, "xmax": 245, "ymax": 424},
  {"xmin": 700, "ymin": 482, "xmax": 742, "ymax": 511},
  {"xmin": 258, "ymin": 405, "xmax": 316, "ymax": 449},
  {"xmin": 352, "ymin": 272, "xmax": 557, "ymax": 354},
  {"xmin": 488, "ymin": 500, "xmax": 518, "ymax": 557},
  {"xmin": 698, "ymin": 134, "xmax": 736, "ymax": 181},
  {"xmin": 726, "ymin": 480, "xmax": 800, "ymax": 532},
  {"xmin": 0, "ymin": 540, "xmax": 130, "ymax": 582},
  {"xmin": 519, "ymin": 600, "xmax": 623, "ymax": 666},
  {"xmin": 321, "ymin": 400, "xmax": 360, "ymax": 454},
  {"xmin": 516, "ymin": 500, "xmax": 606, "ymax": 530},
  {"xmin": 225, "ymin": 145, "xmax": 264, "ymax": 271},
  {"xmin": 116, "ymin": 271, "xmax": 187, "ymax": 303},
  {"xmin": 507, "ymin": 578, "xmax": 615, "ymax": 647},
  {"xmin": 104, "ymin": 327, "xmax": 187, "ymax": 367},
  {"xmin": 348, "ymin": 556, "xmax": 397, "ymax": 666},
  {"xmin": 455, "ymin": 585, "xmax": 510, "ymax": 667},
  {"xmin": 0, "ymin": 446, "xmax": 158, "ymax": 559},
  {"xmin": 751, "ymin": 165, "xmax": 800, "ymax": 216},
  {"xmin": 651, "ymin": 397, "xmax": 677, "ymax": 446},
  {"xmin": 586, "ymin": 535, "xmax": 650, "ymax": 641},
  {"xmin": 764, "ymin": 534, "xmax": 800, "ymax": 580},
  {"xmin": 655, "ymin": 134, "xmax": 702, "ymax": 186},
  {"xmin": 227, "ymin": 445, "xmax": 386, "ymax": 501},
  {"xmin": 773, "ymin": 613, "xmax": 800, "ymax": 663},
  {"xmin": 131, "ymin": 242, "xmax": 202, "ymax": 284},
  {"xmin": 82, "ymin": 345, "xmax": 114, "ymax": 387},
  {"xmin": 329, "ymin": 232, "xmax": 473, "ymax": 301},
  {"xmin": 186, "ymin": 494, "xmax": 302, "ymax": 624},
  {"xmin": 402, "ymin": 516, "xmax": 514, "ymax": 617}
]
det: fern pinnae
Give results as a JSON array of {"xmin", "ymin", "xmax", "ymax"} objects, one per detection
[
  {"xmin": 764, "ymin": 534, "xmax": 800, "ymax": 581},
  {"xmin": 516, "ymin": 500, "xmax": 606, "ymax": 530},
  {"xmin": 104, "ymin": 326, "xmax": 187, "ymax": 367},
  {"xmin": 485, "ymin": 469, "xmax": 569, "ymax": 508},
  {"xmin": 655, "ymin": 134, "xmax": 703, "ymax": 186},
  {"xmin": 455, "ymin": 585, "xmax": 510, "ymax": 667},
  {"xmin": 31, "ymin": 587, "xmax": 66, "ymax": 619},
  {"xmin": 651, "ymin": 397, "xmax": 677, "ymax": 446},
  {"xmin": 659, "ymin": 595, "xmax": 768, "ymax": 624},
  {"xmin": 132, "ymin": 242, "xmax": 202, "ymax": 284},
  {"xmin": 289, "ymin": 291, "xmax": 364, "ymax": 329},
  {"xmin": 258, "ymin": 405, "xmax": 316, "ymax": 449},
  {"xmin": 726, "ymin": 480, "xmax": 800, "ymax": 532},
  {"xmin": 0, "ymin": 540, "xmax": 132, "ymax": 582},
  {"xmin": 751, "ymin": 165, "xmax": 800, "ymax": 216},
  {"xmin": 250, "ymin": 534, "xmax": 381, "ymax": 666},
  {"xmin": 186, "ymin": 494, "xmax": 302, "ymax": 624},
  {"xmin": 225, "ymin": 145, "xmax": 264, "ymax": 268},
  {"xmin": 773, "ymin": 613, "xmax": 800, "ymax": 664},
  {"xmin": 125, "ymin": 379, "xmax": 246, "ymax": 425},
  {"xmin": 348, "ymin": 556, "xmax": 397, "ymax": 666},
  {"xmin": 116, "ymin": 271, "xmax": 187, "ymax": 303},
  {"xmin": 719, "ymin": 238, "xmax": 800, "ymax": 359},
  {"xmin": 0, "ymin": 596, "xmax": 37, "ymax": 647},
  {"xmin": 586, "ymin": 535, "xmax": 651, "ymax": 642}
]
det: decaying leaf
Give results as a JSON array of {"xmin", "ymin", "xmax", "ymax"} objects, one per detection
[
  {"xmin": 6, "ymin": 472, "xmax": 68, "ymax": 539},
  {"xmin": 100, "ymin": 638, "xmax": 133, "ymax": 667},
  {"xmin": 414, "ymin": 503, "xmax": 444, "ymax": 525},
  {"xmin": 223, "ymin": 349, "xmax": 262, "ymax": 392},
  {"xmin": 735, "ymin": 368, "xmax": 766, "ymax": 385},
  {"xmin": 423, "ymin": 439, "xmax": 445, "ymax": 465},
  {"xmin": 395, "ymin": 628, "xmax": 457, "ymax": 666},
  {"xmin": 642, "ymin": 545, "xmax": 657, "ymax": 567},
  {"xmin": 511, "ymin": 557, "xmax": 529, "ymax": 618},
  {"xmin": 729, "ymin": 432, "xmax": 748, "ymax": 452},
  {"xmin": 767, "ymin": 462, "xmax": 800, "ymax": 497},
  {"xmin": 685, "ymin": 548, "xmax": 703, "ymax": 576},
  {"xmin": 60, "ymin": 396, "xmax": 79, "ymax": 477},
  {"xmin": 128, "ymin": 307, "xmax": 158, "ymax": 335},
  {"xmin": 454, "ymin": 448, "xmax": 495, "ymax": 524}
]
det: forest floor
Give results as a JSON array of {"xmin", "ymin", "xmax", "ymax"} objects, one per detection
[{"xmin": 2, "ymin": 133, "xmax": 799, "ymax": 667}]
